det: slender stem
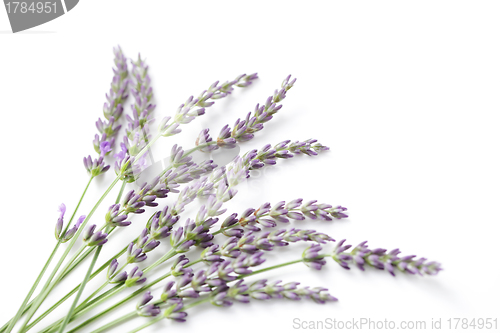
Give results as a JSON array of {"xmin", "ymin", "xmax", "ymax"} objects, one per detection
[
  {"xmin": 142, "ymin": 249, "xmax": 177, "ymax": 274},
  {"xmin": 37, "ymin": 286, "xmax": 123, "ymax": 333},
  {"xmin": 66, "ymin": 270, "xmax": 173, "ymax": 333},
  {"xmin": 78, "ymin": 281, "xmax": 109, "ymax": 311},
  {"xmin": 115, "ymin": 181, "xmax": 127, "ymax": 206},
  {"xmin": 134, "ymin": 134, "xmax": 160, "ymax": 162},
  {"xmin": 238, "ymin": 259, "xmax": 305, "ymax": 278},
  {"xmin": 2, "ymin": 176, "xmax": 93, "ymax": 333},
  {"xmin": 183, "ymin": 297, "xmax": 211, "ymax": 310},
  {"xmin": 76, "ymin": 285, "xmax": 123, "ymax": 314},
  {"xmin": 94, "ymin": 297, "xmax": 213, "ymax": 333},
  {"xmin": 25, "ymin": 249, "xmax": 128, "ymax": 332},
  {"xmin": 92, "ymin": 312, "xmax": 138, "ymax": 333},
  {"xmin": 183, "ymin": 142, "xmax": 215, "ymax": 157},
  {"xmin": 18, "ymin": 177, "xmax": 120, "ymax": 333},
  {"xmin": 24, "ymin": 142, "xmax": 233, "ymax": 332},
  {"xmin": 3, "ymin": 244, "xmax": 61, "ymax": 333},
  {"xmin": 10, "ymin": 78, "xmax": 251, "ymax": 332},
  {"xmin": 69, "ymin": 257, "xmax": 307, "ymax": 333},
  {"xmin": 61, "ymin": 248, "xmax": 94, "ymax": 279},
  {"xmin": 61, "ymin": 180, "xmax": 127, "ymax": 331},
  {"xmin": 68, "ymin": 248, "xmax": 175, "ymax": 325},
  {"xmin": 57, "ymin": 245, "xmax": 102, "ymax": 333},
  {"xmin": 50, "ymin": 182, "xmax": 128, "ymax": 333},
  {"xmin": 127, "ymin": 317, "xmax": 163, "ymax": 333},
  {"xmin": 61, "ymin": 248, "xmax": 177, "ymax": 330},
  {"xmin": 109, "ymin": 259, "xmax": 307, "ymax": 333},
  {"xmin": 46, "ymin": 138, "xmax": 212, "ymax": 315},
  {"xmin": 65, "ymin": 257, "xmax": 204, "ymax": 332}
]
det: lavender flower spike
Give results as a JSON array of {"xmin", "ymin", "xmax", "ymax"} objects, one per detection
[
  {"xmin": 61, "ymin": 215, "xmax": 85, "ymax": 243},
  {"xmin": 54, "ymin": 204, "xmax": 66, "ymax": 240},
  {"xmin": 112, "ymin": 54, "xmax": 156, "ymax": 183},
  {"xmin": 82, "ymin": 224, "xmax": 108, "ymax": 247},
  {"xmin": 159, "ymin": 73, "xmax": 258, "ymax": 137},
  {"xmin": 331, "ymin": 239, "xmax": 443, "ymax": 276},
  {"xmin": 213, "ymin": 75, "xmax": 297, "ymax": 149},
  {"xmin": 92, "ymin": 46, "xmax": 129, "ymax": 158},
  {"xmin": 54, "ymin": 203, "xmax": 85, "ymax": 243},
  {"xmin": 125, "ymin": 266, "xmax": 147, "ymax": 287},
  {"xmin": 105, "ymin": 204, "xmax": 131, "ymax": 227},
  {"xmin": 302, "ymin": 244, "xmax": 327, "ymax": 270}
]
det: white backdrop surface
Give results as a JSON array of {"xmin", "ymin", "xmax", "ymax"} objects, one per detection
[{"xmin": 0, "ymin": 1, "xmax": 499, "ymax": 333}]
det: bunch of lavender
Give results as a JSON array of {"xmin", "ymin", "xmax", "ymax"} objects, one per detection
[{"xmin": 1, "ymin": 47, "xmax": 442, "ymax": 333}]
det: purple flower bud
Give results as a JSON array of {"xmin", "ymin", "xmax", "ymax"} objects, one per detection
[
  {"xmin": 166, "ymin": 311, "xmax": 188, "ymax": 322},
  {"xmin": 82, "ymin": 224, "xmax": 96, "ymax": 242},
  {"xmin": 137, "ymin": 304, "xmax": 161, "ymax": 317},
  {"xmin": 176, "ymin": 274, "xmax": 193, "ymax": 289},
  {"xmin": 85, "ymin": 229, "xmax": 109, "ymax": 247},
  {"xmin": 217, "ymin": 261, "xmax": 236, "ymax": 282},
  {"xmin": 251, "ymin": 291, "xmax": 271, "ymax": 300},
  {"xmin": 164, "ymin": 300, "xmax": 187, "ymax": 321},
  {"xmin": 54, "ymin": 216, "xmax": 63, "ymax": 240},
  {"xmin": 136, "ymin": 291, "xmax": 153, "ymax": 308},
  {"xmin": 58, "ymin": 203, "xmax": 66, "ymax": 218},
  {"xmin": 201, "ymin": 245, "xmax": 222, "ymax": 263},
  {"xmin": 100, "ymin": 141, "xmax": 112, "ymax": 156},
  {"xmin": 83, "ymin": 155, "xmax": 110, "ymax": 177},
  {"xmin": 178, "ymin": 289, "xmax": 199, "ymax": 298},
  {"xmin": 125, "ymin": 266, "xmax": 146, "ymax": 287},
  {"xmin": 176, "ymin": 240, "xmax": 195, "ymax": 253},
  {"xmin": 223, "ymin": 227, "xmax": 244, "ymax": 238},
  {"xmin": 142, "ymin": 239, "xmax": 160, "ymax": 253},
  {"xmin": 161, "ymin": 281, "xmax": 177, "ymax": 301},
  {"xmin": 302, "ymin": 244, "xmax": 326, "ymax": 270},
  {"xmin": 330, "ymin": 205, "xmax": 349, "ymax": 219},
  {"xmin": 107, "ymin": 259, "xmax": 119, "ymax": 279},
  {"xmin": 287, "ymin": 211, "xmax": 305, "ymax": 220},
  {"xmin": 111, "ymin": 271, "xmax": 128, "ymax": 284},
  {"xmin": 127, "ymin": 243, "xmax": 147, "ymax": 263},
  {"xmin": 170, "ymin": 227, "xmax": 184, "ymax": 247}
]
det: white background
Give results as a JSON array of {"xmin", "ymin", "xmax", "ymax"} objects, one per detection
[{"xmin": 1, "ymin": 1, "xmax": 499, "ymax": 332}]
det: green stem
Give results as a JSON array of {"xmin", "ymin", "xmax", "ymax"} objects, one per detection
[
  {"xmin": 10, "ymin": 78, "xmax": 251, "ymax": 332},
  {"xmin": 65, "ymin": 256, "xmax": 203, "ymax": 332},
  {"xmin": 78, "ymin": 280, "xmax": 110, "ymax": 311},
  {"xmin": 116, "ymin": 259, "xmax": 307, "ymax": 333},
  {"xmin": 237, "ymin": 258, "xmax": 305, "ymax": 278},
  {"xmin": 90, "ymin": 312, "xmax": 138, "ymax": 333},
  {"xmin": 25, "ymin": 248, "xmax": 127, "ymax": 332},
  {"xmin": 2, "ymin": 176, "xmax": 93, "ymax": 333},
  {"xmin": 59, "ymin": 180, "xmax": 127, "ymax": 333},
  {"xmin": 66, "ymin": 271, "xmax": 172, "ymax": 333},
  {"xmin": 23, "ymin": 141, "xmax": 229, "ymax": 332},
  {"xmin": 57, "ymin": 245, "xmax": 102, "ymax": 333},
  {"xmin": 183, "ymin": 297, "xmax": 211, "ymax": 310},
  {"xmin": 59, "ymin": 249, "xmax": 178, "ymax": 330},
  {"xmin": 127, "ymin": 317, "xmax": 163, "ymax": 333},
  {"xmin": 46, "ymin": 182, "xmax": 128, "ymax": 333},
  {"xmin": 183, "ymin": 142, "xmax": 215, "ymax": 157},
  {"xmin": 18, "ymin": 176, "xmax": 120, "ymax": 333},
  {"xmin": 3, "ymin": 245, "xmax": 61, "ymax": 333},
  {"xmin": 134, "ymin": 134, "xmax": 160, "ymax": 162},
  {"xmin": 38, "ymin": 286, "xmax": 123, "ymax": 333},
  {"xmin": 67, "ymin": 257, "xmax": 306, "ymax": 333},
  {"xmin": 96, "ymin": 297, "xmax": 212, "ymax": 333},
  {"xmin": 142, "ymin": 249, "xmax": 177, "ymax": 274}
]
